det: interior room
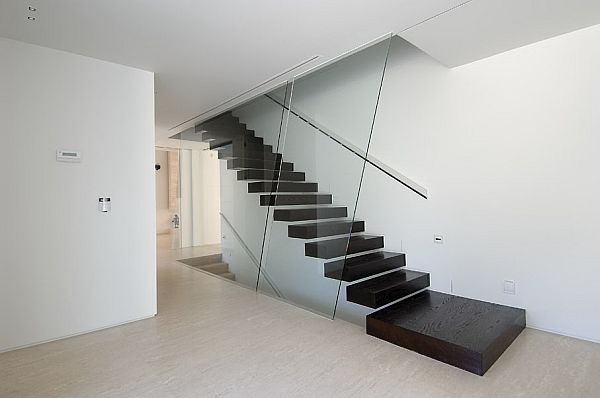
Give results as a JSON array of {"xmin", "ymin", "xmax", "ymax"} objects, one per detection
[{"xmin": 1, "ymin": 1, "xmax": 599, "ymax": 397}]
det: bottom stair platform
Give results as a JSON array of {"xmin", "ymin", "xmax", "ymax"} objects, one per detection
[{"xmin": 366, "ymin": 290, "xmax": 525, "ymax": 376}]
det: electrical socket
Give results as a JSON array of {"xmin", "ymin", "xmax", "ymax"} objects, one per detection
[{"xmin": 503, "ymin": 280, "xmax": 516, "ymax": 295}]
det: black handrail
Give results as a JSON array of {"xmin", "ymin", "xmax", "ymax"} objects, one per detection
[{"xmin": 264, "ymin": 94, "xmax": 428, "ymax": 199}]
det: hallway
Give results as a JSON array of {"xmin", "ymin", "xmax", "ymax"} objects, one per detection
[{"xmin": 1, "ymin": 246, "xmax": 599, "ymax": 397}]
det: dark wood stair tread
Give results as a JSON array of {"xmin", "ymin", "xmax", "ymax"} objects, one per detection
[
  {"xmin": 273, "ymin": 207, "xmax": 347, "ymax": 221},
  {"xmin": 207, "ymin": 137, "xmax": 234, "ymax": 149},
  {"xmin": 346, "ymin": 270, "xmax": 430, "ymax": 308},
  {"xmin": 288, "ymin": 220, "xmax": 365, "ymax": 239},
  {"xmin": 229, "ymin": 139, "xmax": 272, "ymax": 154},
  {"xmin": 366, "ymin": 290, "xmax": 526, "ymax": 375},
  {"xmin": 237, "ymin": 169, "xmax": 305, "ymax": 182},
  {"xmin": 227, "ymin": 158, "xmax": 294, "ymax": 171},
  {"xmin": 209, "ymin": 133, "xmax": 262, "ymax": 145},
  {"xmin": 249, "ymin": 182, "xmax": 318, "ymax": 193},
  {"xmin": 260, "ymin": 194, "xmax": 332, "ymax": 206},
  {"xmin": 218, "ymin": 147, "xmax": 281, "ymax": 161},
  {"xmin": 304, "ymin": 235, "xmax": 384, "ymax": 259},
  {"xmin": 201, "ymin": 128, "xmax": 253, "ymax": 140},
  {"xmin": 208, "ymin": 131, "xmax": 259, "ymax": 150},
  {"xmin": 324, "ymin": 251, "xmax": 406, "ymax": 282}
]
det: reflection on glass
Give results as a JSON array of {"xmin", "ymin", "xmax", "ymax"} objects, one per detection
[
  {"xmin": 256, "ymin": 36, "xmax": 393, "ymax": 317},
  {"xmin": 174, "ymin": 35, "xmax": 393, "ymax": 318}
]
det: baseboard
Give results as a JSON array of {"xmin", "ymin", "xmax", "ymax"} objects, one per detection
[
  {"xmin": 0, "ymin": 313, "xmax": 157, "ymax": 354},
  {"xmin": 527, "ymin": 324, "xmax": 600, "ymax": 345}
]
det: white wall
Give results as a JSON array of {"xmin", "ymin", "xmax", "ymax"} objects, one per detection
[
  {"xmin": 230, "ymin": 25, "xmax": 600, "ymax": 342},
  {"xmin": 193, "ymin": 150, "xmax": 221, "ymax": 246},
  {"xmin": 0, "ymin": 38, "xmax": 156, "ymax": 352},
  {"xmin": 360, "ymin": 27, "xmax": 600, "ymax": 342},
  {"xmin": 180, "ymin": 149, "xmax": 221, "ymax": 248}
]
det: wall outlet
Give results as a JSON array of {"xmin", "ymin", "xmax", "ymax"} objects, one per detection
[
  {"xmin": 434, "ymin": 235, "xmax": 444, "ymax": 244},
  {"xmin": 503, "ymin": 280, "xmax": 516, "ymax": 295}
]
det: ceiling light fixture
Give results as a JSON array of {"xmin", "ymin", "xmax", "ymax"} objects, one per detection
[{"xmin": 27, "ymin": 16, "xmax": 36, "ymax": 21}]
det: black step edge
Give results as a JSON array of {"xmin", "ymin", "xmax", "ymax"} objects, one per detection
[{"xmin": 324, "ymin": 251, "xmax": 406, "ymax": 282}]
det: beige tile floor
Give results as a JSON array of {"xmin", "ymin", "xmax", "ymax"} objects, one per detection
[{"xmin": 1, "ymin": 242, "xmax": 599, "ymax": 397}]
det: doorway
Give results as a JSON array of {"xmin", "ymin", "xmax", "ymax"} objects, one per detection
[{"xmin": 155, "ymin": 146, "xmax": 231, "ymax": 279}]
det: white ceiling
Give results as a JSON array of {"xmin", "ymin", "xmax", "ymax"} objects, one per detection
[
  {"xmin": 2, "ymin": 0, "xmax": 600, "ymax": 147},
  {"xmin": 400, "ymin": 0, "xmax": 600, "ymax": 67},
  {"xmin": 0, "ymin": 0, "xmax": 467, "ymax": 145}
]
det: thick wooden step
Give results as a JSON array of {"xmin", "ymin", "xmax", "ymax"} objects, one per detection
[
  {"xmin": 366, "ymin": 290, "xmax": 526, "ymax": 376},
  {"xmin": 230, "ymin": 139, "xmax": 272, "ymax": 155},
  {"xmin": 207, "ymin": 138, "xmax": 234, "ymax": 150},
  {"xmin": 201, "ymin": 129, "xmax": 253, "ymax": 143},
  {"xmin": 213, "ymin": 140, "xmax": 272, "ymax": 152},
  {"xmin": 177, "ymin": 254, "xmax": 222, "ymax": 267},
  {"xmin": 209, "ymin": 133, "xmax": 262, "ymax": 144},
  {"xmin": 198, "ymin": 112, "xmax": 247, "ymax": 141},
  {"xmin": 347, "ymin": 270, "xmax": 430, "ymax": 308},
  {"xmin": 221, "ymin": 151, "xmax": 281, "ymax": 162},
  {"xmin": 201, "ymin": 127, "xmax": 252, "ymax": 140},
  {"xmin": 304, "ymin": 235, "xmax": 384, "ymax": 259},
  {"xmin": 260, "ymin": 194, "xmax": 332, "ymax": 206},
  {"xmin": 196, "ymin": 262, "xmax": 229, "ymax": 274},
  {"xmin": 237, "ymin": 169, "xmax": 306, "ymax": 182},
  {"xmin": 324, "ymin": 251, "xmax": 406, "ymax": 282},
  {"xmin": 175, "ymin": 112, "xmax": 248, "ymax": 144},
  {"xmin": 217, "ymin": 145, "xmax": 280, "ymax": 161},
  {"xmin": 249, "ymin": 182, "xmax": 318, "ymax": 193},
  {"xmin": 273, "ymin": 207, "xmax": 347, "ymax": 221},
  {"xmin": 227, "ymin": 158, "xmax": 294, "ymax": 171},
  {"xmin": 288, "ymin": 220, "xmax": 365, "ymax": 239},
  {"xmin": 205, "ymin": 125, "xmax": 253, "ymax": 150},
  {"xmin": 220, "ymin": 272, "xmax": 236, "ymax": 280}
]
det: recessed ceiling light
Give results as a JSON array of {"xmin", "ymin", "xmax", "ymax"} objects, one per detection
[
  {"xmin": 28, "ymin": 6, "xmax": 37, "ymax": 11},
  {"xmin": 27, "ymin": 16, "xmax": 36, "ymax": 21}
]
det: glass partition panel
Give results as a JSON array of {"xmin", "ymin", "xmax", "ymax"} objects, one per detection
[
  {"xmin": 176, "ymin": 94, "xmax": 287, "ymax": 292},
  {"xmin": 256, "ymin": 36, "xmax": 393, "ymax": 317}
]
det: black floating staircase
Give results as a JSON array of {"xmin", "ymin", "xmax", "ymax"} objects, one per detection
[{"xmin": 186, "ymin": 111, "xmax": 526, "ymax": 376}]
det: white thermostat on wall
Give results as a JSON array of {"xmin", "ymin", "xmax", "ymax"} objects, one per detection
[{"xmin": 56, "ymin": 150, "xmax": 81, "ymax": 163}]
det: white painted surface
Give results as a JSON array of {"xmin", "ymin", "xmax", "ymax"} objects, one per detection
[
  {"xmin": 400, "ymin": 0, "xmax": 600, "ymax": 67},
  {"xmin": 179, "ymin": 150, "xmax": 193, "ymax": 248},
  {"xmin": 179, "ymin": 149, "xmax": 221, "ymax": 248},
  {"xmin": 192, "ymin": 150, "xmax": 221, "ymax": 246},
  {"xmin": 358, "ymin": 27, "xmax": 600, "ymax": 342},
  {"xmin": 227, "ymin": 26, "xmax": 600, "ymax": 342},
  {"xmin": 3, "ymin": 1, "xmax": 600, "ymax": 144},
  {"xmin": 0, "ymin": 0, "xmax": 473, "ymax": 144},
  {"xmin": 0, "ymin": 38, "xmax": 156, "ymax": 352}
]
